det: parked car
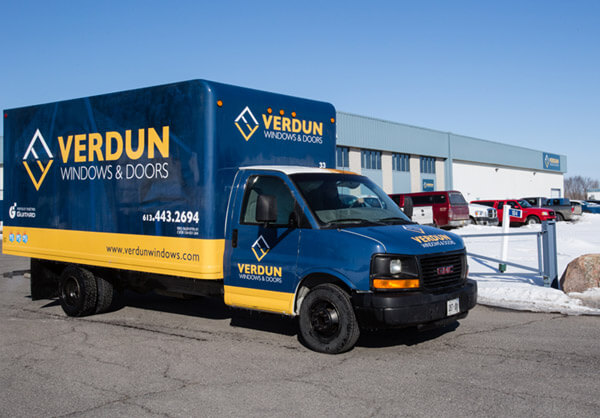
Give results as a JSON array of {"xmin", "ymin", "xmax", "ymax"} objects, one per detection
[
  {"xmin": 468, "ymin": 203, "xmax": 499, "ymax": 225},
  {"xmin": 390, "ymin": 194, "xmax": 435, "ymax": 225},
  {"xmin": 470, "ymin": 199, "xmax": 556, "ymax": 226},
  {"xmin": 572, "ymin": 200, "xmax": 600, "ymax": 214},
  {"xmin": 521, "ymin": 197, "xmax": 574, "ymax": 221},
  {"xmin": 389, "ymin": 190, "xmax": 469, "ymax": 228},
  {"xmin": 570, "ymin": 200, "xmax": 583, "ymax": 215}
]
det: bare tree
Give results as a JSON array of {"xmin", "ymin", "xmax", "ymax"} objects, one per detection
[{"xmin": 564, "ymin": 176, "xmax": 599, "ymax": 200}]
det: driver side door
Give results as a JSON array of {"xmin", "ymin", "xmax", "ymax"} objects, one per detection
[{"xmin": 224, "ymin": 173, "xmax": 304, "ymax": 314}]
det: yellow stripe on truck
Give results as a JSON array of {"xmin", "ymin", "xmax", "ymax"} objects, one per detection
[
  {"xmin": 224, "ymin": 285, "xmax": 295, "ymax": 315},
  {"xmin": 2, "ymin": 227, "xmax": 224, "ymax": 280}
]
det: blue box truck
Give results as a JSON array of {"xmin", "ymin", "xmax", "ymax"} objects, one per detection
[{"xmin": 3, "ymin": 80, "xmax": 476, "ymax": 353}]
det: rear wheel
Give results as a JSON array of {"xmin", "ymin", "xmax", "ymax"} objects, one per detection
[
  {"xmin": 526, "ymin": 216, "xmax": 540, "ymax": 225},
  {"xmin": 59, "ymin": 266, "xmax": 97, "ymax": 317},
  {"xmin": 95, "ymin": 274, "xmax": 115, "ymax": 314},
  {"xmin": 298, "ymin": 284, "xmax": 360, "ymax": 354}
]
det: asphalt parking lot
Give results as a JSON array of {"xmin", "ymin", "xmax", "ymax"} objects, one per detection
[{"xmin": 1, "ymin": 252, "xmax": 599, "ymax": 417}]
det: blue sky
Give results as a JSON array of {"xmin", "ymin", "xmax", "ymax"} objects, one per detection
[{"xmin": 2, "ymin": 0, "xmax": 599, "ymax": 178}]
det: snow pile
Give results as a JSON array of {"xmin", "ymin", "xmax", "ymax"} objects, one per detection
[{"xmin": 457, "ymin": 213, "xmax": 600, "ymax": 315}]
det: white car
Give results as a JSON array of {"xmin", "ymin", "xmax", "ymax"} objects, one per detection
[{"xmin": 469, "ymin": 203, "xmax": 499, "ymax": 225}]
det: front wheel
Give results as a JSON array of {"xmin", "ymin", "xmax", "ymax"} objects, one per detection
[
  {"xmin": 298, "ymin": 284, "xmax": 360, "ymax": 354},
  {"xmin": 556, "ymin": 213, "xmax": 564, "ymax": 221},
  {"xmin": 526, "ymin": 216, "xmax": 540, "ymax": 225}
]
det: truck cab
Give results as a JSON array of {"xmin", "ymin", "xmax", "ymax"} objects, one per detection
[{"xmin": 224, "ymin": 167, "xmax": 477, "ymax": 353}]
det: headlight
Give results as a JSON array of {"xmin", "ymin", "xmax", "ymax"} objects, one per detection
[
  {"xmin": 371, "ymin": 255, "xmax": 419, "ymax": 290},
  {"xmin": 542, "ymin": 211, "xmax": 548, "ymax": 215},
  {"xmin": 390, "ymin": 259, "xmax": 403, "ymax": 274}
]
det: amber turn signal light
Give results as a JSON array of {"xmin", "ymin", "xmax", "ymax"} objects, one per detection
[{"xmin": 373, "ymin": 279, "xmax": 419, "ymax": 289}]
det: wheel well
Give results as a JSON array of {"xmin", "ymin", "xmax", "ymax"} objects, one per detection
[{"xmin": 294, "ymin": 273, "xmax": 352, "ymax": 315}]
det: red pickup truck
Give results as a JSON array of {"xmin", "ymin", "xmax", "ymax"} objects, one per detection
[{"xmin": 470, "ymin": 199, "xmax": 556, "ymax": 225}]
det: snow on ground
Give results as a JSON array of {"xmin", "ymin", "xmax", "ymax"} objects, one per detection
[{"xmin": 456, "ymin": 213, "xmax": 600, "ymax": 315}]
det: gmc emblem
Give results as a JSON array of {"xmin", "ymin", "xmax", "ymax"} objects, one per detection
[{"xmin": 436, "ymin": 265, "xmax": 454, "ymax": 275}]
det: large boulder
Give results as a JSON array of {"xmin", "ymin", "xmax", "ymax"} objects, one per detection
[{"xmin": 560, "ymin": 254, "xmax": 600, "ymax": 293}]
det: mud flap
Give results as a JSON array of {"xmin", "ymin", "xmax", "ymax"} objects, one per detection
[{"xmin": 30, "ymin": 259, "xmax": 60, "ymax": 300}]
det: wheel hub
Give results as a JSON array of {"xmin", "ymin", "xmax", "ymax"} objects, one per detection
[
  {"xmin": 63, "ymin": 277, "xmax": 80, "ymax": 306},
  {"xmin": 310, "ymin": 302, "xmax": 339, "ymax": 336}
]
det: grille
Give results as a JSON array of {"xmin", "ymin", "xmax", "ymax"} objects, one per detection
[
  {"xmin": 487, "ymin": 208, "xmax": 496, "ymax": 218},
  {"xmin": 419, "ymin": 251, "xmax": 465, "ymax": 291}
]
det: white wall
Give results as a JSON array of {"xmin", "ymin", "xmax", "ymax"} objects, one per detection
[
  {"xmin": 381, "ymin": 152, "xmax": 393, "ymax": 193},
  {"xmin": 348, "ymin": 148, "xmax": 362, "ymax": 174},
  {"xmin": 409, "ymin": 155, "xmax": 420, "ymax": 192},
  {"xmin": 452, "ymin": 161, "xmax": 564, "ymax": 201},
  {"xmin": 435, "ymin": 159, "xmax": 445, "ymax": 190}
]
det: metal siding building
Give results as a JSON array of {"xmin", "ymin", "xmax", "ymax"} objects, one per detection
[{"xmin": 336, "ymin": 112, "xmax": 567, "ymax": 200}]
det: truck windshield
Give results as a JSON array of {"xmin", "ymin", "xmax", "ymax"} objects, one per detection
[{"xmin": 290, "ymin": 173, "xmax": 413, "ymax": 228}]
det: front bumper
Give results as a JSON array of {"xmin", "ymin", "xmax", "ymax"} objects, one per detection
[
  {"xmin": 352, "ymin": 279, "xmax": 477, "ymax": 329},
  {"xmin": 473, "ymin": 216, "xmax": 499, "ymax": 226},
  {"xmin": 448, "ymin": 219, "xmax": 469, "ymax": 227}
]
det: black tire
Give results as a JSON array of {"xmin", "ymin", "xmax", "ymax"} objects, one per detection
[
  {"xmin": 95, "ymin": 274, "xmax": 115, "ymax": 314},
  {"xmin": 469, "ymin": 216, "xmax": 477, "ymax": 225},
  {"xmin": 526, "ymin": 216, "xmax": 540, "ymax": 225},
  {"xmin": 556, "ymin": 213, "xmax": 564, "ymax": 222},
  {"xmin": 298, "ymin": 284, "xmax": 360, "ymax": 354},
  {"xmin": 59, "ymin": 266, "xmax": 97, "ymax": 317}
]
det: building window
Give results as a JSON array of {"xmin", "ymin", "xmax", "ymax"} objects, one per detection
[
  {"xmin": 336, "ymin": 146, "xmax": 349, "ymax": 168},
  {"xmin": 420, "ymin": 156, "xmax": 436, "ymax": 174},
  {"xmin": 392, "ymin": 153, "xmax": 409, "ymax": 172},
  {"xmin": 361, "ymin": 150, "xmax": 381, "ymax": 170}
]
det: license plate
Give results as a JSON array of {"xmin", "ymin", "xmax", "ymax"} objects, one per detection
[{"xmin": 447, "ymin": 298, "xmax": 460, "ymax": 316}]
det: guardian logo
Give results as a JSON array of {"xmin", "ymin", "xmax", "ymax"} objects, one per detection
[
  {"xmin": 234, "ymin": 106, "xmax": 259, "ymax": 141},
  {"xmin": 8, "ymin": 202, "xmax": 17, "ymax": 219},
  {"xmin": 23, "ymin": 129, "xmax": 54, "ymax": 190}
]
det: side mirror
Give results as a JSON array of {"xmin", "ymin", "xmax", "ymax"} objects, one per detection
[{"xmin": 256, "ymin": 194, "xmax": 277, "ymax": 225}]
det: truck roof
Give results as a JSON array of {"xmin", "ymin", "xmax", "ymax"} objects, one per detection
[{"xmin": 240, "ymin": 165, "xmax": 359, "ymax": 176}]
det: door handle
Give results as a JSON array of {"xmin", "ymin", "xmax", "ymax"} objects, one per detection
[{"xmin": 232, "ymin": 229, "xmax": 238, "ymax": 248}]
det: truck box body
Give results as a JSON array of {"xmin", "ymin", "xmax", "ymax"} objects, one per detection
[{"xmin": 3, "ymin": 80, "xmax": 335, "ymax": 280}]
